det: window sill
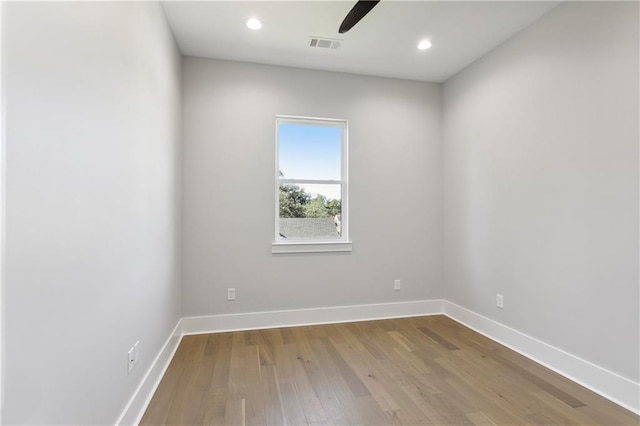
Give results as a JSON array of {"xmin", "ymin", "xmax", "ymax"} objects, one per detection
[{"xmin": 272, "ymin": 241, "xmax": 353, "ymax": 254}]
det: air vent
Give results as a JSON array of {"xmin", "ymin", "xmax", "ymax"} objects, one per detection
[{"xmin": 309, "ymin": 37, "xmax": 342, "ymax": 50}]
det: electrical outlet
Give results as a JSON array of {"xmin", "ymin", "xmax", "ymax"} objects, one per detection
[
  {"xmin": 133, "ymin": 341, "xmax": 139, "ymax": 365},
  {"xmin": 227, "ymin": 287, "xmax": 236, "ymax": 301},
  {"xmin": 496, "ymin": 294, "xmax": 504, "ymax": 309},
  {"xmin": 127, "ymin": 347, "xmax": 135, "ymax": 374},
  {"xmin": 394, "ymin": 279, "xmax": 401, "ymax": 291}
]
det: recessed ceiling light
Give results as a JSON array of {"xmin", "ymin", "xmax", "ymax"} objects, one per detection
[
  {"xmin": 244, "ymin": 17, "xmax": 263, "ymax": 30},
  {"xmin": 418, "ymin": 40, "xmax": 432, "ymax": 50}
]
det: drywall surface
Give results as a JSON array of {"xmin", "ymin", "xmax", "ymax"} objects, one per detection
[
  {"xmin": 3, "ymin": 2, "xmax": 181, "ymax": 424},
  {"xmin": 443, "ymin": 1, "xmax": 639, "ymax": 382},
  {"xmin": 0, "ymin": 0, "xmax": 5, "ymax": 414},
  {"xmin": 182, "ymin": 58, "xmax": 442, "ymax": 316}
]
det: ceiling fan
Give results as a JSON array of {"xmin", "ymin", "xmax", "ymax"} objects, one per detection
[{"xmin": 338, "ymin": 0, "xmax": 381, "ymax": 34}]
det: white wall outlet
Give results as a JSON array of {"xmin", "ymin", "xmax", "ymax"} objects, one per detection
[
  {"xmin": 127, "ymin": 347, "xmax": 135, "ymax": 374},
  {"xmin": 133, "ymin": 341, "xmax": 140, "ymax": 365},
  {"xmin": 394, "ymin": 279, "xmax": 401, "ymax": 291},
  {"xmin": 227, "ymin": 287, "xmax": 236, "ymax": 301},
  {"xmin": 496, "ymin": 294, "xmax": 504, "ymax": 309}
]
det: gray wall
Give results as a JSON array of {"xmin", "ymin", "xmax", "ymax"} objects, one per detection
[
  {"xmin": 182, "ymin": 58, "xmax": 442, "ymax": 317},
  {"xmin": 3, "ymin": 2, "xmax": 182, "ymax": 424},
  {"xmin": 443, "ymin": 1, "xmax": 639, "ymax": 382}
]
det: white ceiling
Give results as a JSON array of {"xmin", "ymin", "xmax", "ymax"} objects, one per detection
[{"xmin": 161, "ymin": 1, "xmax": 560, "ymax": 82}]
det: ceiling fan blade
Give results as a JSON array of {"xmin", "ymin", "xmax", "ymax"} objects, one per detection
[{"xmin": 338, "ymin": 0, "xmax": 380, "ymax": 34}]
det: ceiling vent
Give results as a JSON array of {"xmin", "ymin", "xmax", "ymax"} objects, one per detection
[{"xmin": 309, "ymin": 37, "xmax": 342, "ymax": 50}]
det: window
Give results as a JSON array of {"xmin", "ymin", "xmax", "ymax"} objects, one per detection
[{"xmin": 273, "ymin": 116, "xmax": 351, "ymax": 253}]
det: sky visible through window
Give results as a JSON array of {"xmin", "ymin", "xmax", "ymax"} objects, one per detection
[{"xmin": 278, "ymin": 123, "xmax": 342, "ymax": 200}]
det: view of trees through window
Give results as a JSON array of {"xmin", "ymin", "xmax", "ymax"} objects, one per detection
[
  {"xmin": 276, "ymin": 117, "xmax": 346, "ymax": 241},
  {"xmin": 279, "ymin": 182, "xmax": 341, "ymax": 219}
]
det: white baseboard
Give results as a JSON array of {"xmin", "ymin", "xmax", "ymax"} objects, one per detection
[
  {"xmin": 443, "ymin": 300, "xmax": 640, "ymax": 415},
  {"xmin": 181, "ymin": 299, "xmax": 444, "ymax": 335},
  {"xmin": 115, "ymin": 321, "xmax": 183, "ymax": 426},
  {"xmin": 115, "ymin": 299, "xmax": 639, "ymax": 425}
]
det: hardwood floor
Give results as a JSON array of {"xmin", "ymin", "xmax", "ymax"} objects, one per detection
[{"xmin": 140, "ymin": 315, "xmax": 639, "ymax": 425}]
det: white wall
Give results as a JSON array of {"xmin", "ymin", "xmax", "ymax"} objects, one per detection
[
  {"xmin": 0, "ymin": 0, "xmax": 5, "ymax": 414},
  {"xmin": 182, "ymin": 58, "xmax": 442, "ymax": 317},
  {"xmin": 3, "ymin": 2, "xmax": 182, "ymax": 424},
  {"xmin": 443, "ymin": 0, "xmax": 639, "ymax": 385}
]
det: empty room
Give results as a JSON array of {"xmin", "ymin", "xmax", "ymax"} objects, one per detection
[{"xmin": 1, "ymin": 0, "xmax": 638, "ymax": 424}]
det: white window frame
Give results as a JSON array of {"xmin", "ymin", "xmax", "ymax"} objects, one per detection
[{"xmin": 273, "ymin": 115, "xmax": 351, "ymax": 254}]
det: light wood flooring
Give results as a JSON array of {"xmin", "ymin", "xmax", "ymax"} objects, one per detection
[{"xmin": 141, "ymin": 315, "xmax": 639, "ymax": 425}]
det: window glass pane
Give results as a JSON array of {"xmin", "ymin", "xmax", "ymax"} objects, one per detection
[
  {"xmin": 278, "ymin": 183, "xmax": 342, "ymax": 240},
  {"xmin": 278, "ymin": 123, "xmax": 341, "ymax": 180}
]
